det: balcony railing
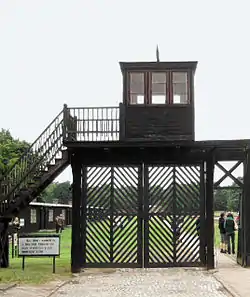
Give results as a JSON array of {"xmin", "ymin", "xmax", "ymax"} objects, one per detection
[{"xmin": 64, "ymin": 106, "xmax": 120, "ymax": 142}]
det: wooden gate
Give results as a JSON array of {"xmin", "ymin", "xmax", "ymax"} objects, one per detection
[
  {"xmin": 82, "ymin": 164, "xmax": 206, "ymax": 268},
  {"xmin": 83, "ymin": 165, "xmax": 143, "ymax": 267},
  {"xmin": 144, "ymin": 165, "xmax": 204, "ymax": 267}
]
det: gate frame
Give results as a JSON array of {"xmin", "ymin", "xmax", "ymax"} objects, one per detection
[
  {"xmin": 143, "ymin": 163, "xmax": 206, "ymax": 268},
  {"xmin": 82, "ymin": 164, "xmax": 144, "ymax": 269},
  {"xmin": 78, "ymin": 162, "xmax": 207, "ymax": 269},
  {"xmin": 67, "ymin": 141, "xmax": 250, "ymax": 273}
]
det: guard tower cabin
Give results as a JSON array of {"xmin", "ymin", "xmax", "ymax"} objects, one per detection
[{"xmin": 119, "ymin": 61, "xmax": 197, "ymax": 141}]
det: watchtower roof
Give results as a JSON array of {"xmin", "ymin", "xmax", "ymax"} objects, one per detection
[{"xmin": 119, "ymin": 61, "xmax": 198, "ymax": 73}]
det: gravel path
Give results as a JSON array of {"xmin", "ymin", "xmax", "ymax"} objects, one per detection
[{"xmin": 52, "ymin": 268, "xmax": 230, "ymax": 297}]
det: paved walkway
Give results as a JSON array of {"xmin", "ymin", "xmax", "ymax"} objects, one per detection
[
  {"xmin": 1, "ymin": 280, "xmax": 65, "ymax": 297},
  {"xmin": 214, "ymin": 252, "xmax": 250, "ymax": 297},
  {"xmin": 51, "ymin": 268, "xmax": 230, "ymax": 297},
  {"xmin": 3, "ymin": 252, "xmax": 250, "ymax": 297}
]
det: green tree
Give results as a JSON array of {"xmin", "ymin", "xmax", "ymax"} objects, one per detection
[
  {"xmin": 214, "ymin": 176, "xmax": 242, "ymax": 212},
  {"xmin": 214, "ymin": 189, "xmax": 228, "ymax": 211},
  {"xmin": 0, "ymin": 129, "xmax": 29, "ymax": 179},
  {"xmin": 227, "ymin": 177, "xmax": 242, "ymax": 212},
  {"xmin": 40, "ymin": 181, "xmax": 71, "ymax": 204}
]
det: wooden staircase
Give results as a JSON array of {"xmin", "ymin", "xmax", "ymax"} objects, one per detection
[
  {"xmin": 0, "ymin": 106, "xmax": 76, "ymax": 266},
  {"xmin": 0, "ymin": 109, "xmax": 72, "ymax": 218}
]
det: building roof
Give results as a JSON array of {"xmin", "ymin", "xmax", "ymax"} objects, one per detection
[{"xmin": 119, "ymin": 61, "xmax": 198, "ymax": 73}]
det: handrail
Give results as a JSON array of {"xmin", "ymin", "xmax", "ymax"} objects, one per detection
[
  {"xmin": 0, "ymin": 109, "xmax": 64, "ymax": 180},
  {"xmin": 64, "ymin": 106, "xmax": 119, "ymax": 142},
  {"xmin": 1, "ymin": 120, "xmax": 64, "ymax": 201},
  {"xmin": 0, "ymin": 107, "xmax": 68, "ymax": 205},
  {"xmin": 0, "ymin": 104, "xmax": 121, "ymax": 213}
]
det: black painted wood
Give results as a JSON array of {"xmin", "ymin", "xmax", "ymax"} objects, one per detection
[
  {"xmin": 205, "ymin": 154, "xmax": 215, "ymax": 269},
  {"xmin": 242, "ymin": 149, "xmax": 250, "ymax": 266},
  {"xmin": 124, "ymin": 105, "xmax": 194, "ymax": 141},
  {"xmin": 0, "ymin": 218, "xmax": 11, "ymax": 268},
  {"xmin": 199, "ymin": 162, "xmax": 206, "ymax": 265},
  {"xmin": 71, "ymin": 153, "xmax": 82, "ymax": 273}
]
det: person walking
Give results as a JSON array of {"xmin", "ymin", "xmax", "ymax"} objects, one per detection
[
  {"xmin": 55, "ymin": 214, "xmax": 64, "ymax": 233},
  {"xmin": 224, "ymin": 212, "xmax": 236, "ymax": 254},
  {"xmin": 218, "ymin": 213, "xmax": 226, "ymax": 253}
]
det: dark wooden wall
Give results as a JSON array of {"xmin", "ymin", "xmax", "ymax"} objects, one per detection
[
  {"xmin": 18, "ymin": 207, "xmax": 40, "ymax": 233},
  {"xmin": 120, "ymin": 104, "xmax": 194, "ymax": 141},
  {"xmin": 17, "ymin": 204, "xmax": 72, "ymax": 233}
]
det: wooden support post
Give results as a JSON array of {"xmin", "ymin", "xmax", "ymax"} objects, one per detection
[
  {"xmin": 143, "ymin": 164, "xmax": 149, "ymax": 268},
  {"xmin": 206, "ymin": 153, "xmax": 215, "ymax": 269},
  {"xmin": 242, "ymin": 149, "xmax": 250, "ymax": 266},
  {"xmin": 0, "ymin": 218, "xmax": 10, "ymax": 268},
  {"xmin": 110, "ymin": 166, "xmax": 114, "ymax": 264},
  {"xmin": 119, "ymin": 103, "xmax": 126, "ymax": 140},
  {"xmin": 81, "ymin": 165, "xmax": 87, "ymax": 268},
  {"xmin": 199, "ymin": 162, "xmax": 206, "ymax": 265},
  {"xmin": 172, "ymin": 165, "xmax": 177, "ymax": 265},
  {"xmin": 71, "ymin": 153, "xmax": 82, "ymax": 273},
  {"xmin": 237, "ymin": 186, "xmax": 244, "ymax": 265}
]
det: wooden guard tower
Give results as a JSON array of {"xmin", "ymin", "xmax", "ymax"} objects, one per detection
[
  {"xmin": 119, "ymin": 60, "xmax": 197, "ymax": 141},
  {"xmin": 1, "ymin": 54, "xmax": 250, "ymax": 275},
  {"xmin": 63, "ymin": 58, "xmax": 250, "ymax": 273}
]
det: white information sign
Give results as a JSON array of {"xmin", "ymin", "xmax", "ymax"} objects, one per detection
[{"xmin": 18, "ymin": 236, "xmax": 60, "ymax": 256}]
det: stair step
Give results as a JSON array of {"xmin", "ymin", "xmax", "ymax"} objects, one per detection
[
  {"xmin": 47, "ymin": 164, "xmax": 56, "ymax": 170},
  {"xmin": 62, "ymin": 150, "xmax": 68, "ymax": 159},
  {"xmin": 19, "ymin": 188, "xmax": 28, "ymax": 191},
  {"xmin": 27, "ymin": 182, "xmax": 38, "ymax": 188},
  {"xmin": 34, "ymin": 170, "xmax": 48, "ymax": 177}
]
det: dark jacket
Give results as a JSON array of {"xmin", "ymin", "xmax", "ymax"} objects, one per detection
[
  {"xmin": 219, "ymin": 217, "xmax": 226, "ymax": 234},
  {"xmin": 224, "ymin": 216, "xmax": 235, "ymax": 234}
]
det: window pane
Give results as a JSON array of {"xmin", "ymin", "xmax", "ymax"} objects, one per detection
[
  {"xmin": 152, "ymin": 72, "xmax": 166, "ymax": 104},
  {"xmin": 172, "ymin": 72, "xmax": 188, "ymax": 104},
  {"xmin": 30, "ymin": 209, "xmax": 37, "ymax": 224},
  {"xmin": 61, "ymin": 210, "xmax": 66, "ymax": 220},
  {"xmin": 152, "ymin": 95, "xmax": 166, "ymax": 104},
  {"xmin": 152, "ymin": 72, "xmax": 166, "ymax": 84},
  {"xmin": 49, "ymin": 209, "xmax": 54, "ymax": 222},
  {"xmin": 129, "ymin": 72, "xmax": 144, "ymax": 104}
]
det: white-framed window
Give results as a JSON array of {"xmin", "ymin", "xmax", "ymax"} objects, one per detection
[
  {"xmin": 151, "ymin": 72, "xmax": 167, "ymax": 104},
  {"xmin": 48, "ymin": 209, "xmax": 54, "ymax": 222},
  {"xmin": 129, "ymin": 72, "xmax": 145, "ymax": 104},
  {"xmin": 61, "ymin": 209, "xmax": 66, "ymax": 220},
  {"xmin": 30, "ymin": 209, "xmax": 37, "ymax": 224},
  {"xmin": 172, "ymin": 72, "xmax": 189, "ymax": 104}
]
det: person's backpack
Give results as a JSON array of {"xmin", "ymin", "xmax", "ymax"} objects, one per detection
[{"xmin": 225, "ymin": 218, "xmax": 235, "ymax": 234}]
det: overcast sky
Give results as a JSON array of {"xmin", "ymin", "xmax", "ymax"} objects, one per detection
[{"xmin": 0, "ymin": 0, "xmax": 248, "ymax": 185}]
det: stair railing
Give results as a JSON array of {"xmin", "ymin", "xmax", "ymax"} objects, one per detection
[{"xmin": 0, "ymin": 106, "xmax": 73, "ymax": 208}]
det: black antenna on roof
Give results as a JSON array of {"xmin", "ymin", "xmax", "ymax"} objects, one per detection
[{"xmin": 156, "ymin": 45, "xmax": 160, "ymax": 62}]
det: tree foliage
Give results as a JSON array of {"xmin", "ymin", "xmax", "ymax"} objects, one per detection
[
  {"xmin": 214, "ymin": 177, "xmax": 242, "ymax": 212},
  {"xmin": 40, "ymin": 181, "xmax": 71, "ymax": 204},
  {"xmin": 0, "ymin": 129, "xmax": 30, "ymax": 178}
]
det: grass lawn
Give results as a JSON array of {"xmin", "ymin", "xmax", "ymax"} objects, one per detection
[
  {"xmin": 0, "ymin": 228, "xmax": 72, "ymax": 284},
  {"xmin": 0, "ymin": 215, "xmax": 239, "ymax": 284}
]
